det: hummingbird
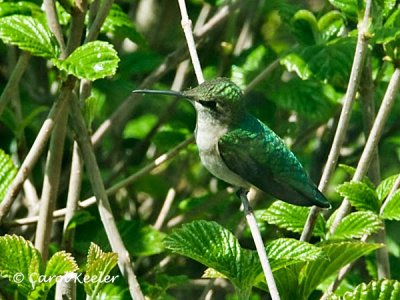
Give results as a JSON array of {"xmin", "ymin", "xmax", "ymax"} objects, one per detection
[{"xmin": 133, "ymin": 78, "xmax": 330, "ymax": 208}]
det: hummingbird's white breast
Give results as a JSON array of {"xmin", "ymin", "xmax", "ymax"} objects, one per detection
[{"xmin": 194, "ymin": 106, "xmax": 250, "ymax": 188}]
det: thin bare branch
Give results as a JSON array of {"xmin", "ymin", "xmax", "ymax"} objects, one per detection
[
  {"xmin": 238, "ymin": 190, "xmax": 280, "ymax": 300},
  {"xmin": 0, "ymin": 52, "xmax": 30, "ymax": 117},
  {"xmin": 0, "ymin": 77, "xmax": 76, "ymax": 224},
  {"xmin": 300, "ymin": 0, "xmax": 373, "ymax": 241},
  {"xmin": 4, "ymin": 136, "xmax": 194, "ymax": 227},
  {"xmin": 35, "ymin": 108, "xmax": 69, "ymax": 260},
  {"xmin": 69, "ymin": 93, "xmax": 144, "ymax": 300},
  {"xmin": 330, "ymin": 67, "xmax": 400, "ymax": 234}
]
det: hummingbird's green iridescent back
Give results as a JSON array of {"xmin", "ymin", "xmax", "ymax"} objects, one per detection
[{"xmin": 218, "ymin": 114, "xmax": 329, "ymax": 207}]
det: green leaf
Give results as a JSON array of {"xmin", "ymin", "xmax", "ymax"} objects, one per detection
[
  {"xmin": 66, "ymin": 211, "xmax": 95, "ymax": 230},
  {"xmin": 123, "ymin": 114, "xmax": 158, "ymax": 140},
  {"xmin": 28, "ymin": 251, "xmax": 79, "ymax": 297},
  {"xmin": 164, "ymin": 220, "xmax": 260, "ymax": 297},
  {"xmin": 259, "ymin": 201, "xmax": 326, "ymax": 237},
  {"xmin": 376, "ymin": 173, "xmax": 400, "ymax": 201},
  {"xmin": 337, "ymin": 279, "xmax": 400, "ymax": 299},
  {"xmin": 0, "ymin": 1, "xmax": 39, "ymax": 17},
  {"xmin": 53, "ymin": 41, "xmax": 119, "ymax": 80},
  {"xmin": 45, "ymin": 251, "xmax": 78, "ymax": 278},
  {"xmin": 329, "ymin": 211, "xmax": 383, "ymax": 240},
  {"xmin": 84, "ymin": 243, "xmax": 119, "ymax": 297},
  {"xmin": 0, "ymin": 149, "xmax": 17, "ymax": 201},
  {"xmin": 266, "ymin": 238, "xmax": 323, "ymax": 271},
  {"xmin": 338, "ymin": 164, "xmax": 375, "ymax": 189},
  {"xmin": 337, "ymin": 181, "xmax": 380, "ymax": 212},
  {"xmin": 0, "ymin": 235, "xmax": 43, "ymax": 296},
  {"xmin": 381, "ymin": 190, "xmax": 400, "ymax": 220},
  {"xmin": 318, "ymin": 11, "xmax": 346, "ymax": 42},
  {"xmin": 328, "ymin": 0, "xmax": 358, "ymax": 21},
  {"xmin": 118, "ymin": 220, "xmax": 166, "ymax": 256},
  {"xmin": 299, "ymin": 241, "xmax": 382, "ymax": 299},
  {"xmin": 281, "ymin": 37, "xmax": 355, "ymax": 86},
  {"xmin": 101, "ymin": 4, "xmax": 144, "ymax": 44},
  {"xmin": 0, "ymin": 15, "xmax": 59, "ymax": 58},
  {"xmin": 268, "ymin": 77, "xmax": 337, "ymax": 122},
  {"xmin": 290, "ymin": 10, "xmax": 319, "ymax": 45}
]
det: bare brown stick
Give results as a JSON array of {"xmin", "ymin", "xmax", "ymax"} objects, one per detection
[
  {"xmin": 0, "ymin": 77, "xmax": 76, "ymax": 224},
  {"xmin": 69, "ymin": 93, "xmax": 144, "ymax": 300},
  {"xmin": 35, "ymin": 107, "xmax": 69, "ymax": 261},
  {"xmin": 300, "ymin": 0, "xmax": 373, "ymax": 242},
  {"xmin": 61, "ymin": 142, "xmax": 83, "ymax": 251},
  {"xmin": 4, "ymin": 136, "xmax": 194, "ymax": 227},
  {"xmin": 84, "ymin": 0, "xmax": 114, "ymax": 43},
  {"xmin": 0, "ymin": 52, "xmax": 31, "ymax": 117},
  {"xmin": 330, "ymin": 67, "xmax": 400, "ymax": 234},
  {"xmin": 44, "ymin": 0, "xmax": 67, "ymax": 57}
]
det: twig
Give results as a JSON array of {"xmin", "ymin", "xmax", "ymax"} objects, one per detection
[
  {"xmin": 244, "ymin": 59, "xmax": 280, "ymax": 94},
  {"xmin": 35, "ymin": 106, "xmax": 69, "ymax": 261},
  {"xmin": 61, "ymin": 142, "xmax": 83, "ymax": 251},
  {"xmin": 177, "ymin": 0, "xmax": 204, "ymax": 83},
  {"xmin": 0, "ymin": 51, "xmax": 30, "ymax": 117},
  {"xmin": 0, "ymin": 77, "xmax": 75, "ymax": 224},
  {"xmin": 4, "ymin": 136, "xmax": 194, "ymax": 227},
  {"xmin": 300, "ymin": 0, "xmax": 373, "ymax": 241},
  {"xmin": 84, "ymin": 0, "xmax": 114, "ymax": 43},
  {"xmin": 360, "ymin": 57, "xmax": 380, "ymax": 184},
  {"xmin": 44, "ymin": 0, "xmax": 67, "ymax": 57},
  {"xmin": 330, "ymin": 67, "xmax": 400, "ymax": 234},
  {"xmin": 237, "ymin": 189, "xmax": 280, "ymax": 300},
  {"xmin": 154, "ymin": 188, "xmax": 176, "ymax": 230},
  {"xmin": 69, "ymin": 93, "xmax": 144, "ymax": 300}
]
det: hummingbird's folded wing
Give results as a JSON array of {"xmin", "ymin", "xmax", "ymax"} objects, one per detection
[{"xmin": 218, "ymin": 121, "xmax": 330, "ymax": 208}]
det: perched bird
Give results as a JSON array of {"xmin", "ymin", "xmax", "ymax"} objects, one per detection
[{"xmin": 133, "ymin": 78, "xmax": 330, "ymax": 208}]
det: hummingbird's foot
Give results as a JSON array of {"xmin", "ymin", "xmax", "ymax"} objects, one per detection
[{"xmin": 236, "ymin": 188, "xmax": 252, "ymax": 214}]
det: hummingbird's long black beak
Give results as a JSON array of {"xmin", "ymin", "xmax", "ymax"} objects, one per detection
[{"xmin": 132, "ymin": 89, "xmax": 186, "ymax": 98}]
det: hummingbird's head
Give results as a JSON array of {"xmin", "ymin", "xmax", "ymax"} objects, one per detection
[{"xmin": 183, "ymin": 78, "xmax": 245, "ymax": 121}]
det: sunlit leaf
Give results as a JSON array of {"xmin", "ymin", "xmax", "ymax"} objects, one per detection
[
  {"xmin": 84, "ymin": 243, "xmax": 119, "ymax": 297},
  {"xmin": 164, "ymin": 220, "xmax": 260, "ymax": 297},
  {"xmin": 335, "ymin": 279, "xmax": 400, "ymax": 299},
  {"xmin": 0, "ymin": 235, "xmax": 42, "ymax": 296},
  {"xmin": 337, "ymin": 181, "xmax": 380, "ymax": 213},
  {"xmin": 0, "ymin": 149, "xmax": 17, "ymax": 201},
  {"xmin": 259, "ymin": 200, "xmax": 326, "ymax": 237},
  {"xmin": 53, "ymin": 41, "xmax": 119, "ymax": 80},
  {"xmin": 381, "ymin": 190, "xmax": 400, "ymax": 220},
  {"xmin": 318, "ymin": 11, "xmax": 346, "ymax": 42},
  {"xmin": 0, "ymin": 15, "xmax": 59, "ymax": 58},
  {"xmin": 299, "ymin": 241, "xmax": 382, "ymax": 299},
  {"xmin": 329, "ymin": 211, "xmax": 383, "ymax": 240},
  {"xmin": 376, "ymin": 173, "xmax": 400, "ymax": 201}
]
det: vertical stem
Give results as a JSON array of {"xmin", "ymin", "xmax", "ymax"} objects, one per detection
[
  {"xmin": 69, "ymin": 94, "xmax": 144, "ymax": 300},
  {"xmin": 238, "ymin": 190, "xmax": 280, "ymax": 300},
  {"xmin": 0, "ymin": 52, "xmax": 30, "ymax": 117},
  {"xmin": 35, "ymin": 105, "xmax": 69, "ymax": 260},
  {"xmin": 61, "ymin": 142, "xmax": 83, "ymax": 251},
  {"xmin": 44, "ymin": 0, "xmax": 67, "ymax": 57},
  {"xmin": 177, "ymin": 0, "xmax": 204, "ymax": 83},
  {"xmin": 330, "ymin": 68, "xmax": 400, "ymax": 234},
  {"xmin": 300, "ymin": 0, "xmax": 373, "ymax": 241}
]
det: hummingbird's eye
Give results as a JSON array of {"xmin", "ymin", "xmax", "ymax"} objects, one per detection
[{"xmin": 198, "ymin": 100, "xmax": 217, "ymax": 110}]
